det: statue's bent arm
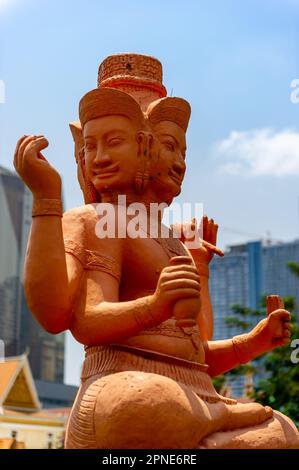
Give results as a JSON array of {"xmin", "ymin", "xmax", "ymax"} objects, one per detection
[
  {"xmin": 23, "ymin": 207, "xmax": 86, "ymax": 334},
  {"xmin": 69, "ymin": 268, "xmax": 159, "ymax": 346},
  {"xmin": 196, "ymin": 273, "xmax": 213, "ymax": 340},
  {"xmin": 204, "ymin": 306, "xmax": 292, "ymax": 377},
  {"xmin": 203, "ymin": 338, "xmax": 242, "ymax": 377}
]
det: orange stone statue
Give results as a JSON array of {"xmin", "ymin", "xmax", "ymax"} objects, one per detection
[{"xmin": 13, "ymin": 53, "xmax": 299, "ymax": 449}]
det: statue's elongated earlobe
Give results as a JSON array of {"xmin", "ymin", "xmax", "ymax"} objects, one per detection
[
  {"xmin": 135, "ymin": 131, "xmax": 153, "ymax": 194},
  {"xmin": 69, "ymin": 121, "xmax": 84, "ymax": 163},
  {"xmin": 69, "ymin": 121, "xmax": 100, "ymax": 204}
]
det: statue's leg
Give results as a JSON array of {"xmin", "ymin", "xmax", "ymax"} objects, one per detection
[
  {"xmin": 222, "ymin": 401, "xmax": 273, "ymax": 430},
  {"xmin": 65, "ymin": 375, "xmax": 107, "ymax": 448},
  {"xmin": 66, "ymin": 370, "xmax": 231, "ymax": 449},
  {"xmin": 65, "ymin": 371, "xmax": 276, "ymax": 449},
  {"xmin": 91, "ymin": 371, "xmax": 217, "ymax": 449},
  {"xmin": 199, "ymin": 410, "xmax": 299, "ymax": 449}
]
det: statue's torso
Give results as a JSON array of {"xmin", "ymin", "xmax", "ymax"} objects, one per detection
[
  {"xmin": 119, "ymin": 236, "xmax": 205, "ymax": 363},
  {"xmin": 69, "ymin": 205, "xmax": 206, "ymax": 363}
]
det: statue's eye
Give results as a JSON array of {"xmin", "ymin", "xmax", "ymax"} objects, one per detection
[
  {"xmin": 85, "ymin": 142, "xmax": 96, "ymax": 152},
  {"xmin": 107, "ymin": 137, "xmax": 124, "ymax": 147},
  {"xmin": 162, "ymin": 141, "xmax": 175, "ymax": 152}
]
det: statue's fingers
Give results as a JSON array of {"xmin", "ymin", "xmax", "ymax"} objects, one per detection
[
  {"xmin": 24, "ymin": 136, "xmax": 49, "ymax": 159},
  {"xmin": 282, "ymin": 329, "xmax": 291, "ymax": 338},
  {"xmin": 37, "ymin": 151, "xmax": 48, "ymax": 162},
  {"xmin": 211, "ymin": 222, "xmax": 219, "ymax": 245},
  {"xmin": 14, "ymin": 135, "xmax": 28, "ymax": 170},
  {"xmin": 17, "ymin": 135, "xmax": 35, "ymax": 167},
  {"xmin": 170, "ymin": 288, "xmax": 201, "ymax": 300},
  {"xmin": 162, "ymin": 271, "xmax": 200, "ymax": 283},
  {"xmin": 190, "ymin": 218, "xmax": 197, "ymax": 233},
  {"xmin": 162, "ymin": 278, "xmax": 200, "ymax": 292},
  {"xmin": 282, "ymin": 321, "xmax": 292, "ymax": 330},
  {"xmin": 164, "ymin": 264, "xmax": 198, "ymax": 274},
  {"xmin": 183, "ymin": 222, "xmax": 197, "ymax": 242},
  {"xmin": 169, "ymin": 256, "xmax": 193, "ymax": 265},
  {"xmin": 270, "ymin": 310, "xmax": 291, "ymax": 322},
  {"xmin": 33, "ymin": 135, "xmax": 48, "ymax": 161},
  {"xmin": 274, "ymin": 337, "xmax": 290, "ymax": 346},
  {"xmin": 206, "ymin": 218, "xmax": 214, "ymax": 243},
  {"xmin": 201, "ymin": 215, "xmax": 208, "ymax": 239}
]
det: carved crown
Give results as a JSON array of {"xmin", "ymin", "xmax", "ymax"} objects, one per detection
[{"xmin": 98, "ymin": 53, "xmax": 167, "ymax": 98}]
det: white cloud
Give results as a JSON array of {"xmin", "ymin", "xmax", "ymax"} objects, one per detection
[{"xmin": 216, "ymin": 128, "xmax": 299, "ymax": 176}]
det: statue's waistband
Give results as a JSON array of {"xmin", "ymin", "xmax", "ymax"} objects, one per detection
[{"xmin": 81, "ymin": 344, "xmax": 237, "ymax": 405}]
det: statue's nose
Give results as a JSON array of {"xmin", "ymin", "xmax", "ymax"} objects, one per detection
[
  {"xmin": 172, "ymin": 158, "xmax": 186, "ymax": 176},
  {"xmin": 94, "ymin": 148, "xmax": 112, "ymax": 167}
]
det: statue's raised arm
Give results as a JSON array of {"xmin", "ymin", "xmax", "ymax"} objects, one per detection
[{"xmin": 13, "ymin": 134, "xmax": 83, "ymax": 333}]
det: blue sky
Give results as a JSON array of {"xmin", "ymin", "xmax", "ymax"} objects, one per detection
[{"xmin": 1, "ymin": 0, "xmax": 299, "ymax": 385}]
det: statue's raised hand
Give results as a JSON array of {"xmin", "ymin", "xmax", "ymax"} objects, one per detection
[
  {"xmin": 13, "ymin": 135, "xmax": 61, "ymax": 199},
  {"xmin": 249, "ymin": 310, "xmax": 292, "ymax": 355},
  {"xmin": 172, "ymin": 215, "xmax": 223, "ymax": 265}
]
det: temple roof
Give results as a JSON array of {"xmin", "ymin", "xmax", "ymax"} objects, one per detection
[
  {"xmin": 0, "ymin": 353, "xmax": 41, "ymax": 413},
  {"xmin": 0, "ymin": 438, "xmax": 25, "ymax": 449}
]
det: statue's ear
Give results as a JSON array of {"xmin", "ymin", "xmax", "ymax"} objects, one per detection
[
  {"xmin": 135, "ymin": 131, "xmax": 154, "ymax": 193},
  {"xmin": 69, "ymin": 121, "xmax": 84, "ymax": 163},
  {"xmin": 69, "ymin": 121, "xmax": 100, "ymax": 204}
]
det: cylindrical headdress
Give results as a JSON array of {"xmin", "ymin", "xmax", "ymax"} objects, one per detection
[
  {"xmin": 79, "ymin": 87, "xmax": 145, "ymax": 129},
  {"xmin": 146, "ymin": 97, "xmax": 191, "ymax": 132},
  {"xmin": 98, "ymin": 53, "xmax": 167, "ymax": 111}
]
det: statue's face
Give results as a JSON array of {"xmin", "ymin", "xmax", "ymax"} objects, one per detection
[
  {"xmin": 152, "ymin": 121, "xmax": 186, "ymax": 201},
  {"xmin": 83, "ymin": 115, "xmax": 140, "ymax": 194}
]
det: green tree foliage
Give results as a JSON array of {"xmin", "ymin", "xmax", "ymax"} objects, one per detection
[
  {"xmin": 287, "ymin": 261, "xmax": 299, "ymax": 277},
  {"xmin": 214, "ymin": 262, "xmax": 299, "ymax": 425},
  {"xmin": 251, "ymin": 264, "xmax": 299, "ymax": 425}
]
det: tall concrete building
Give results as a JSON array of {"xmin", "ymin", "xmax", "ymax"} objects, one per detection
[
  {"xmin": 210, "ymin": 241, "xmax": 263, "ymax": 343},
  {"xmin": 0, "ymin": 165, "xmax": 65, "ymax": 382},
  {"xmin": 210, "ymin": 239, "xmax": 299, "ymax": 395},
  {"xmin": 262, "ymin": 240, "xmax": 299, "ymax": 301},
  {"xmin": 0, "ymin": 165, "xmax": 29, "ymax": 356}
]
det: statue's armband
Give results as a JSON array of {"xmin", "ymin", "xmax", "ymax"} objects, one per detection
[{"xmin": 64, "ymin": 238, "xmax": 121, "ymax": 282}]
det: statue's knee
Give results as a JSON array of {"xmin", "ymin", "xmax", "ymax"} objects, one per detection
[{"xmin": 93, "ymin": 371, "xmax": 210, "ymax": 448}]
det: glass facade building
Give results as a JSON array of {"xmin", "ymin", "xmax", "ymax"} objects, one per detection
[
  {"xmin": 0, "ymin": 165, "xmax": 65, "ymax": 382},
  {"xmin": 210, "ymin": 239, "xmax": 299, "ymax": 396}
]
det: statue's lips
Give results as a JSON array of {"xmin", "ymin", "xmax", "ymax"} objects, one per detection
[
  {"xmin": 168, "ymin": 171, "xmax": 183, "ymax": 186},
  {"xmin": 92, "ymin": 165, "xmax": 119, "ymax": 178}
]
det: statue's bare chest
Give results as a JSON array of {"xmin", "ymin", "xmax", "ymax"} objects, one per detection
[{"xmin": 120, "ymin": 235, "xmax": 189, "ymax": 300}]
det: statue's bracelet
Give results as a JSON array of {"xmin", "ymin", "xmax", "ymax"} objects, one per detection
[
  {"xmin": 232, "ymin": 333, "xmax": 252, "ymax": 364},
  {"xmin": 32, "ymin": 198, "xmax": 63, "ymax": 217}
]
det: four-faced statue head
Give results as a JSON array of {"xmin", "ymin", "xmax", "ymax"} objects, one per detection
[{"xmin": 70, "ymin": 87, "xmax": 191, "ymax": 207}]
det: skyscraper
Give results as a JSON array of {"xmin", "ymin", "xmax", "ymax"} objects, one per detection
[
  {"xmin": 0, "ymin": 165, "xmax": 65, "ymax": 382},
  {"xmin": 210, "ymin": 239, "xmax": 299, "ymax": 395},
  {"xmin": 262, "ymin": 240, "xmax": 299, "ymax": 300},
  {"xmin": 0, "ymin": 165, "xmax": 27, "ymax": 356},
  {"xmin": 210, "ymin": 241, "xmax": 262, "ymax": 343}
]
